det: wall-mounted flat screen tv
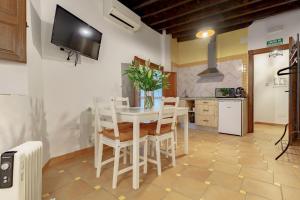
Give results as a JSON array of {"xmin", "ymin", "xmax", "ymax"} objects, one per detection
[{"xmin": 51, "ymin": 5, "xmax": 102, "ymax": 60}]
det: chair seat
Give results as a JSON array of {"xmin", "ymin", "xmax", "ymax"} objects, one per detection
[
  {"xmin": 99, "ymin": 125, "xmax": 148, "ymax": 142},
  {"xmin": 117, "ymin": 122, "xmax": 133, "ymax": 129},
  {"xmin": 141, "ymin": 122, "xmax": 172, "ymax": 135}
]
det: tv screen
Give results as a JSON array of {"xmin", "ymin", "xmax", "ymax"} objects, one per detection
[{"xmin": 51, "ymin": 5, "xmax": 102, "ymax": 60}]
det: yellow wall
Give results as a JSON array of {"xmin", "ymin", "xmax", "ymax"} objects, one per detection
[{"xmin": 171, "ymin": 28, "xmax": 248, "ymax": 66}]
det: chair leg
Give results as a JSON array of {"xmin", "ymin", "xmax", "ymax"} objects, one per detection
[
  {"xmin": 96, "ymin": 138, "xmax": 103, "ymax": 178},
  {"xmin": 123, "ymin": 148, "xmax": 127, "ymax": 165},
  {"xmin": 151, "ymin": 143, "xmax": 155, "ymax": 157},
  {"xmin": 143, "ymin": 139, "xmax": 148, "ymax": 174},
  {"xmin": 129, "ymin": 146, "xmax": 133, "ymax": 164},
  {"xmin": 174, "ymin": 126, "xmax": 178, "ymax": 148},
  {"xmin": 165, "ymin": 139, "xmax": 169, "ymax": 158},
  {"xmin": 112, "ymin": 145, "xmax": 120, "ymax": 189},
  {"xmin": 170, "ymin": 133, "xmax": 176, "ymax": 167},
  {"xmin": 94, "ymin": 133, "xmax": 99, "ymax": 168},
  {"xmin": 155, "ymin": 139, "xmax": 162, "ymax": 176},
  {"xmin": 147, "ymin": 142, "xmax": 151, "ymax": 156}
]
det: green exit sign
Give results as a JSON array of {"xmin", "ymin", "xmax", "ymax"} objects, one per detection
[{"xmin": 267, "ymin": 38, "xmax": 283, "ymax": 47}]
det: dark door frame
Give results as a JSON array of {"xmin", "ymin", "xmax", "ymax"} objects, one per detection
[{"xmin": 247, "ymin": 42, "xmax": 290, "ymax": 133}]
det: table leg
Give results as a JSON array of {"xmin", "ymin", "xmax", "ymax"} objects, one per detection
[
  {"xmin": 94, "ymin": 130, "xmax": 99, "ymax": 168},
  {"xmin": 132, "ymin": 116, "xmax": 140, "ymax": 189},
  {"xmin": 184, "ymin": 113, "xmax": 189, "ymax": 154}
]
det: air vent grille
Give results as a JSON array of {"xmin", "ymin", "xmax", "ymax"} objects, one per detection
[{"xmin": 109, "ymin": 13, "xmax": 134, "ymax": 29}]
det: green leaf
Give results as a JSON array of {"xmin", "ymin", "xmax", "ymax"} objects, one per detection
[{"xmin": 122, "ymin": 60, "xmax": 170, "ymax": 92}]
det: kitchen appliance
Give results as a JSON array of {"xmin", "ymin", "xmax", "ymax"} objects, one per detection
[
  {"xmin": 197, "ymin": 36, "xmax": 223, "ymax": 78},
  {"xmin": 215, "ymin": 88, "xmax": 236, "ymax": 98},
  {"xmin": 0, "ymin": 141, "xmax": 43, "ymax": 200},
  {"xmin": 218, "ymin": 99, "xmax": 247, "ymax": 136},
  {"xmin": 235, "ymin": 87, "xmax": 246, "ymax": 98}
]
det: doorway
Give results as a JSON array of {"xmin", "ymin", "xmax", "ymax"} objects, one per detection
[
  {"xmin": 253, "ymin": 50, "xmax": 289, "ymax": 127},
  {"xmin": 248, "ymin": 42, "xmax": 290, "ymax": 132}
]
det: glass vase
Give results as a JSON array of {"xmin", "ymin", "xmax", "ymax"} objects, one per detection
[{"xmin": 144, "ymin": 91, "xmax": 154, "ymax": 109}]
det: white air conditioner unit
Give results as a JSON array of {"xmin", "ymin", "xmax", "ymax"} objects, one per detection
[{"xmin": 103, "ymin": 0, "xmax": 141, "ymax": 32}]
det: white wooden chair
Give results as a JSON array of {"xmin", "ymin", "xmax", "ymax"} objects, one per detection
[
  {"xmin": 144, "ymin": 97, "xmax": 179, "ymax": 175},
  {"xmin": 95, "ymin": 98, "xmax": 148, "ymax": 189},
  {"xmin": 114, "ymin": 97, "xmax": 130, "ymax": 108},
  {"xmin": 114, "ymin": 97, "xmax": 132, "ymax": 164},
  {"xmin": 93, "ymin": 97, "xmax": 131, "ymax": 167}
]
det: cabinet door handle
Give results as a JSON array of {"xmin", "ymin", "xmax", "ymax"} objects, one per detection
[
  {"xmin": 203, "ymin": 120, "xmax": 209, "ymax": 122},
  {"xmin": 203, "ymin": 102, "xmax": 208, "ymax": 104},
  {"xmin": 226, "ymin": 106, "xmax": 231, "ymax": 108},
  {"xmin": 203, "ymin": 109, "xmax": 209, "ymax": 112}
]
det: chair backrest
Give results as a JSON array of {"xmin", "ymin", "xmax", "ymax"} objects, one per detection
[
  {"xmin": 156, "ymin": 97, "xmax": 179, "ymax": 134},
  {"xmin": 114, "ymin": 97, "xmax": 129, "ymax": 108},
  {"xmin": 94, "ymin": 97, "xmax": 120, "ymax": 137}
]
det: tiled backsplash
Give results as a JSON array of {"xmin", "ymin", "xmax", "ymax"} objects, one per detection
[{"xmin": 174, "ymin": 60, "xmax": 243, "ymax": 97}]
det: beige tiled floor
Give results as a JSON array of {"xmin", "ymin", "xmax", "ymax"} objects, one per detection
[{"xmin": 43, "ymin": 124, "xmax": 300, "ymax": 200}]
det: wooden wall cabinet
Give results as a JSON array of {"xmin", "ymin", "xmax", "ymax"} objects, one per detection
[
  {"xmin": 163, "ymin": 72, "xmax": 177, "ymax": 97},
  {"xmin": 0, "ymin": 0, "xmax": 26, "ymax": 63}
]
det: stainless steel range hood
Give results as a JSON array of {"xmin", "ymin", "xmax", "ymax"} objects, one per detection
[{"xmin": 198, "ymin": 36, "xmax": 223, "ymax": 77}]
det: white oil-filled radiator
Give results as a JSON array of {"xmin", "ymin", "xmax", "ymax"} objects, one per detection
[{"xmin": 0, "ymin": 141, "xmax": 43, "ymax": 200}]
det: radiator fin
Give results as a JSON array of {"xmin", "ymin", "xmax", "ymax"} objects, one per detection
[{"xmin": 8, "ymin": 141, "xmax": 43, "ymax": 200}]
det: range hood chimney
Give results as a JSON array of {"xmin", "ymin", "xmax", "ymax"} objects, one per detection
[{"xmin": 197, "ymin": 36, "xmax": 223, "ymax": 77}]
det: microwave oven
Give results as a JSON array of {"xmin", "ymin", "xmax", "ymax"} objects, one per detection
[{"xmin": 215, "ymin": 88, "xmax": 236, "ymax": 98}]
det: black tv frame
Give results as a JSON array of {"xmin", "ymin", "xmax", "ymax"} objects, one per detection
[{"xmin": 51, "ymin": 5, "xmax": 102, "ymax": 65}]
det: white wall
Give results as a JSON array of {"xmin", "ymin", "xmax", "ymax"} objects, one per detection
[
  {"xmin": 0, "ymin": 0, "xmax": 163, "ymax": 160},
  {"xmin": 248, "ymin": 9, "xmax": 300, "ymax": 50},
  {"xmin": 254, "ymin": 50, "xmax": 289, "ymax": 124},
  {"xmin": 0, "ymin": 0, "xmax": 45, "ymax": 155},
  {"xmin": 161, "ymin": 30, "xmax": 172, "ymax": 71},
  {"xmin": 40, "ymin": 0, "xmax": 163, "ymax": 157}
]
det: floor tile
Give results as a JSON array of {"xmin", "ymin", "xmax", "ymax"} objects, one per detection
[
  {"xmin": 42, "ymin": 170, "xmax": 74, "ymax": 193},
  {"xmin": 215, "ymin": 154, "xmax": 240, "ymax": 164},
  {"xmin": 128, "ymin": 184, "xmax": 167, "ymax": 200},
  {"xmin": 239, "ymin": 167, "xmax": 273, "ymax": 183},
  {"xmin": 53, "ymin": 180, "xmax": 94, "ymax": 200},
  {"xmin": 274, "ymin": 172, "xmax": 300, "ymax": 189},
  {"xmin": 245, "ymin": 194, "xmax": 268, "ymax": 200},
  {"xmin": 163, "ymin": 191, "xmax": 193, "ymax": 200},
  {"xmin": 207, "ymin": 171, "xmax": 242, "ymax": 191},
  {"xmin": 42, "ymin": 124, "xmax": 300, "ymax": 200},
  {"xmin": 202, "ymin": 185, "xmax": 244, "ymax": 200},
  {"xmin": 78, "ymin": 189, "xmax": 117, "ymax": 200},
  {"xmin": 146, "ymin": 171, "xmax": 179, "ymax": 188},
  {"xmin": 180, "ymin": 166, "xmax": 211, "ymax": 181},
  {"xmin": 241, "ymin": 178, "xmax": 282, "ymax": 200},
  {"xmin": 172, "ymin": 176, "xmax": 208, "ymax": 199},
  {"xmin": 282, "ymin": 185, "xmax": 300, "ymax": 200},
  {"xmin": 212, "ymin": 161, "xmax": 241, "ymax": 175}
]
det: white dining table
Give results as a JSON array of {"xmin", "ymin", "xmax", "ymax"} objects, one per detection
[{"xmin": 94, "ymin": 106, "xmax": 189, "ymax": 190}]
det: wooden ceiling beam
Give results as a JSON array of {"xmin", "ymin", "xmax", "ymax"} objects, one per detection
[
  {"xmin": 177, "ymin": 22, "xmax": 253, "ymax": 42},
  {"xmin": 143, "ymin": 0, "xmax": 230, "ymax": 22},
  {"xmin": 174, "ymin": 4, "xmax": 298, "ymax": 39},
  {"xmin": 132, "ymin": 0, "xmax": 161, "ymax": 10},
  {"xmin": 141, "ymin": 0, "xmax": 193, "ymax": 18},
  {"xmin": 169, "ymin": 2, "xmax": 299, "ymax": 35},
  {"xmin": 168, "ymin": 0, "xmax": 299, "ymax": 34},
  {"xmin": 152, "ymin": 0, "xmax": 265, "ymax": 30}
]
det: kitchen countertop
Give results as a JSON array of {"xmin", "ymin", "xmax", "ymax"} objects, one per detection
[
  {"xmin": 180, "ymin": 97, "xmax": 216, "ymax": 100},
  {"xmin": 180, "ymin": 97, "xmax": 247, "ymax": 101}
]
